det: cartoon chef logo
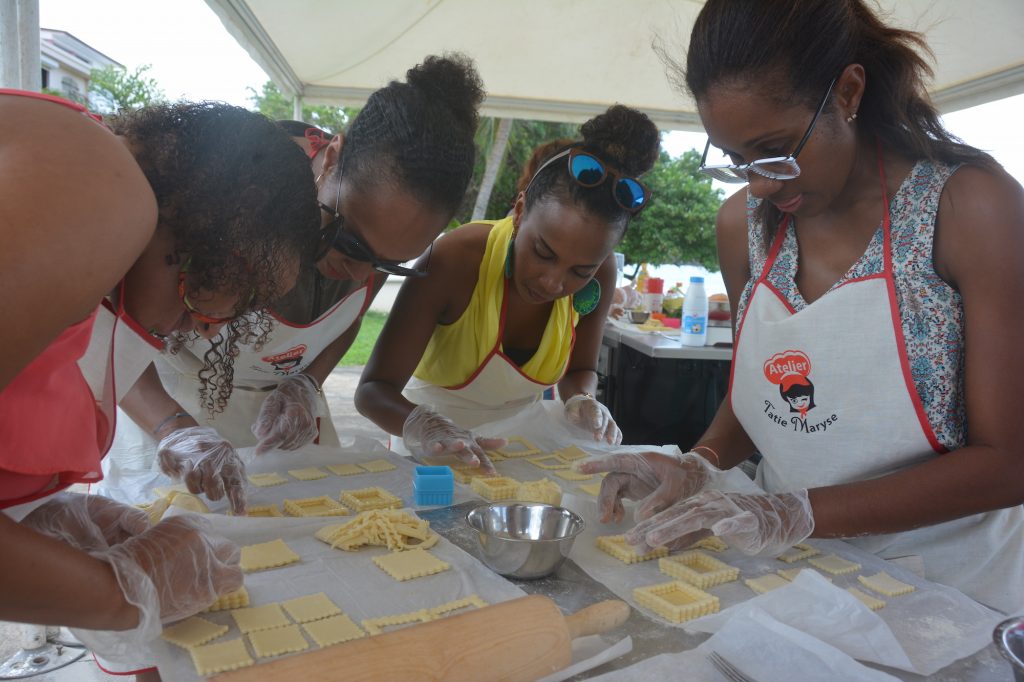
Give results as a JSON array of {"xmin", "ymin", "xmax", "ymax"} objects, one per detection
[
  {"xmin": 262, "ymin": 344, "xmax": 307, "ymax": 374},
  {"xmin": 763, "ymin": 350, "xmax": 816, "ymax": 420}
]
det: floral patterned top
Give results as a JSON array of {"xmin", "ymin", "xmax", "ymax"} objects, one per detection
[{"xmin": 736, "ymin": 159, "xmax": 965, "ymax": 450}]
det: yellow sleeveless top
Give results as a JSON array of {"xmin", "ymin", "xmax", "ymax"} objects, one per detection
[{"xmin": 413, "ymin": 216, "xmax": 579, "ymax": 388}]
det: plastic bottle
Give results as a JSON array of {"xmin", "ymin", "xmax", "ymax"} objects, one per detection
[
  {"xmin": 643, "ymin": 277, "xmax": 664, "ymax": 314},
  {"xmin": 635, "ymin": 263, "xmax": 650, "ymax": 294},
  {"xmin": 662, "ymin": 282, "xmax": 684, "ymax": 318},
  {"xmin": 681, "ymin": 276, "xmax": 708, "ymax": 346}
]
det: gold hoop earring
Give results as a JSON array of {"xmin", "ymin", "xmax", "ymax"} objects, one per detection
[
  {"xmin": 315, "ymin": 172, "xmax": 325, "ymax": 186},
  {"xmin": 846, "ymin": 112, "xmax": 858, "ymax": 123}
]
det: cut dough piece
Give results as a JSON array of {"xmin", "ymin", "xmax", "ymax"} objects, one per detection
[
  {"xmin": 151, "ymin": 483, "xmax": 191, "ymax": 498},
  {"xmin": 248, "ymin": 472, "xmax": 288, "ymax": 487},
  {"xmin": 161, "ymin": 616, "xmax": 228, "ymax": 649},
  {"xmin": 246, "ymin": 504, "xmax": 282, "ymax": 518},
  {"xmin": 858, "ymin": 571, "xmax": 916, "ymax": 597},
  {"xmin": 496, "ymin": 437, "xmax": 541, "ymax": 458},
  {"xmin": 340, "ymin": 487, "xmax": 403, "ymax": 511},
  {"xmin": 553, "ymin": 469, "xmax": 592, "ymax": 482},
  {"xmin": 526, "ymin": 455, "xmax": 570, "ymax": 470},
  {"xmin": 470, "ymin": 476, "xmax": 519, "ymax": 501},
  {"xmin": 373, "ymin": 548, "xmax": 450, "ymax": 581},
  {"xmin": 288, "ymin": 466, "xmax": 328, "ymax": 481},
  {"xmin": 634, "ymin": 580, "xmax": 719, "ymax": 623},
  {"xmin": 315, "ymin": 509, "xmax": 438, "ymax": 551},
  {"xmin": 143, "ymin": 497, "xmax": 171, "ymax": 525},
  {"xmin": 231, "ymin": 603, "xmax": 291, "ymax": 633},
  {"xmin": 167, "ymin": 491, "xmax": 210, "ymax": 514},
  {"xmin": 847, "ymin": 587, "xmax": 886, "ymax": 611},
  {"xmin": 326, "ymin": 463, "xmax": 365, "ymax": 476},
  {"xmin": 658, "ymin": 551, "xmax": 739, "ymax": 589},
  {"xmin": 240, "ymin": 539, "xmax": 300, "ymax": 572},
  {"xmin": 777, "ymin": 568, "xmax": 831, "ymax": 583},
  {"xmin": 429, "ymin": 595, "xmax": 487, "ymax": 619},
  {"xmin": 283, "ymin": 495, "xmax": 350, "ymax": 517},
  {"xmin": 578, "ymin": 482, "xmax": 602, "ymax": 496},
  {"xmin": 190, "ymin": 638, "xmax": 253, "ymax": 676},
  {"xmin": 690, "ymin": 536, "xmax": 728, "ymax": 553},
  {"xmin": 359, "ymin": 459, "xmax": 396, "ymax": 473},
  {"xmin": 453, "ymin": 468, "xmax": 493, "ymax": 484},
  {"xmin": 362, "ymin": 609, "xmax": 433, "ymax": 636},
  {"xmin": 281, "ymin": 593, "xmax": 342, "ymax": 623},
  {"xmin": 553, "ymin": 445, "xmax": 588, "ymax": 462},
  {"xmin": 744, "ymin": 574, "xmax": 791, "ymax": 594},
  {"xmin": 205, "ymin": 587, "xmax": 249, "ymax": 612},
  {"xmin": 248, "ymin": 624, "xmax": 309, "ymax": 658},
  {"xmin": 303, "ymin": 614, "xmax": 365, "ymax": 647},
  {"xmin": 808, "ymin": 554, "xmax": 861, "ymax": 575},
  {"xmin": 777, "ymin": 542, "xmax": 820, "ymax": 563},
  {"xmin": 515, "ymin": 479, "xmax": 562, "ymax": 505},
  {"xmin": 596, "ymin": 535, "xmax": 668, "ymax": 564}
]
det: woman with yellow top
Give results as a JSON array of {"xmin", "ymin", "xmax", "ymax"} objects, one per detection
[{"xmin": 355, "ymin": 105, "xmax": 660, "ymax": 470}]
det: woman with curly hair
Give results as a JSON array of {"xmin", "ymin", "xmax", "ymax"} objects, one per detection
[
  {"xmin": 356, "ymin": 104, "xmax": 660, "ymax": 471},
  {"xmin": 99, "ymin": 55, "xmax": 485, "ymax": 516},
  {"xmin": 0, "ymin": 93, "xmax": 320, "ymax": 667}
]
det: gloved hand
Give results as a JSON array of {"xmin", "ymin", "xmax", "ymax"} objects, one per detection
[
  {"xmin": 252, "ymin": 374, "xmax": 321, "ymax": 454},
  {"xmin": 402, "ymin": 404, "xmax": 505, "ymax": 474},
  {"xmin": 578, "ymin": 450, "xmax": 718, "ymax": 523},
  {"xmin": 625, "ymin": 489, "xmax": 814, "ymax": 557},
  {"xmin": 564, "ymin": 394, "xmax": 622, "ymax": 445},
  {"xmin": 157, "ymin": 426, "xmax": 247, "ymax": 515},
  {"xmin": 21, "ymin": 492, "xmax": 151, "ymax": 551},
  {"xmin": 71, "ymin": 515, "xmax": 242, "ymax": 660}
]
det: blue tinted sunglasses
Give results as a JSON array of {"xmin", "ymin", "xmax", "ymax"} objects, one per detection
[{"xmin": 525, "ymin": 147, "xmax": 651, "ymax": 213}]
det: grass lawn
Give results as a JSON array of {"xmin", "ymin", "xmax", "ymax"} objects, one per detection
[{"xmin": 338, "ymin": 311, "xmax": 388, "ymax": 366}]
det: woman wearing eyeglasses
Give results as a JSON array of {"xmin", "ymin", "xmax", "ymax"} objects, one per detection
[
  {"xmin": 355, "ymin": 105, "xmax": 660, "ymax": 470},
  {"xmin": 98, "ymin": 54, "xmax": 485, "ymax": 509},
  {"xmin": 0, "ymin": 94, "xmax": 320, "ymax": 668},
  {"xmin": 582, "ymin": 0, "xmax": 1024, "ymax": 612}
]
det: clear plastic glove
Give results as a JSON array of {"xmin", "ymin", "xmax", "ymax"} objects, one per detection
[
  {"xmin": 625, "ymin": 489, "xmax": 814, "ymax": 557},
  {"xmin": 21, "ymin": 493, "xmax": 150, "ymax": 552},
  {"xmin": 252, "ymin": 374, "xmax": 321, "ymax": 454},
  {"xmin": 157, "ymin": 426, "xmax": 247, "ymax": 515},
  {"xmin": 72, "ymin": 515, "xmax": 242, "ymax": 660},
  {"xmin": 578, "ymin": 450, "xmax": 718, "ymax": 523},
  {"xmin": 564, "ymin": 394, "xmax": 622, "ymax": 445},
  {"xmin": 402, "ymin": 404, "xmax": 505, "ymax": 474}
]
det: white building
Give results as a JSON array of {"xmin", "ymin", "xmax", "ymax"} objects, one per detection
[{"xmin": 39, "ymin": 29, "xmax": 121, "ymax": 102}]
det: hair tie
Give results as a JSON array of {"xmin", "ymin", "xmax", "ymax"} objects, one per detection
[{"xmin": 305, "ymin": 128, "xmax": 331, "ymax": 158}]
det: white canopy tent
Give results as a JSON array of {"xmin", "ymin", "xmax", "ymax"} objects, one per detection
[{"xmin": 204, "ymin": 0, "xmax": 1024, "ymax": 132}]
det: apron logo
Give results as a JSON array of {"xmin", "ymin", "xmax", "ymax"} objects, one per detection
[
  {"xmin": 762, "ymin": 350, "xmax": 837, "ymax": 434},
  {"xmin": 262, "ymin": 344, "xmax": 307, "ymax": 373}
]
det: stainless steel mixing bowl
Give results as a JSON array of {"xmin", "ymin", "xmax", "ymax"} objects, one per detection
[
  {"xmin": 995, "ymin": 616, "xmax": 1024, "ymax": 681},
  {"xmin": 465, "ymin": 503, "xmax": 585, "ymax": 579}
]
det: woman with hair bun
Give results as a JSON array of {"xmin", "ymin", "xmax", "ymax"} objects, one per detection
[
  {"xmin": 356, "ymin": 104, "xmax": 660, "ymax": 470},
  {"xmin": 583, "ymin": 0, "xmax": 1024, "ymax": 611}
]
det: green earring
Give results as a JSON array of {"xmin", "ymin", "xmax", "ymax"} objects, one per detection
[
  {"xmin": 505, "ymin": 233, "xmax": 516, "ymax": 279},
  {"xmin": 573, "ymin": 279, "xmax": 602, "ymax": 315}
]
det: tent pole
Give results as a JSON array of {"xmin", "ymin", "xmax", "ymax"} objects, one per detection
[
  {"xmin": 0, "ymin": 0, "xmax": 40, "ymax": 90},
  {"xmin": 292, "ymin": 94, "xmax": 302, "ymax": 121}
]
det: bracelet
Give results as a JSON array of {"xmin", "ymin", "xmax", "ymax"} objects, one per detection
[
  {"xmin": 692, "ymin": 444, "xmax": 721, "ymax": 468},
  {"xmin": 298, "ymin": 373, "xmax": 322, "ymax": 395},
  {"xmin": 153, "ymin": 411, "xmax": 190, "ymax": 437}
]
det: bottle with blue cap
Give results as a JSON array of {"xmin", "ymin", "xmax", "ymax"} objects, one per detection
[{"xmin": 681, "ymin": 276, "xmax": 708, "ymax": 346}]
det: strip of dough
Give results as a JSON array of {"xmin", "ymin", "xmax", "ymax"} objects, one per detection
[
  {"xmin": 326, "ymin": 463, "xmax": 365, "ymax": 476},
  {"xmin": 359, "ymin": 459, "xmax": 397, "ymax": 473},
  {"xmin": 526, "ymin": 455, "xmax": 571, "ymax": 470},
  {"xmin": 776, "ymin": 542, "xmax": 820, "ymax": 563},
  {"xmin": 362, "ymin": 609, "xmax": 434, "ymax": 635},
  {"xmin": 288, "ymin": 466, "xmax": 328, "ymax": 481},
  {"xmin": 554, "ymin": 469, "xmax": 593, "ymax": 482},
  {"xmin": 245, "ymin": 505, "xmax": 282, "ymax": 518},
  {"xmin": 596, "ymin": 535, "xmax": 668, "ymax": 564},
  {"xmin": 283, "ymin": 496, "xmax": 350, "ymax": 517},
  {"xmin": 205, "ymin": 587, "xmax": 249, "ymax": 613},
  {"xmin": 807, "ymin": 554, "xmax": 861, "ymax": 575},
  {"xmin": 633, "ymin": 580, "xmax": 719, "ymax": 623},
  {"xmin": 658, "ymin": 551, "xmax": 739, "ymax": 588},
  {"xmin": 248, "ymin": 472, "xmax": 288, "ymax": 487},
  {"xmin": 857, "ymin": 571, "xmax": 916, "ymax": 597},
  {"xmin": 429, "ymin": 595, "xmax": 487, "ymax": 619},
  {"xmin": 340, "ymin": 486, "xmax": 403, "ymax": 511}
]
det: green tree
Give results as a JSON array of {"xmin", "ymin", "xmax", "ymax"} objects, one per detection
[
  {"xmin": 620, "ymin": 148, "xmax": 723, "ymax": 270},
  {"xmin": 88, "ymin": 64, "xmax": 165, "ymax": 113},
  {"xmin": 247, "ymin": 81, "xmax": 355, "ymax": 134}
]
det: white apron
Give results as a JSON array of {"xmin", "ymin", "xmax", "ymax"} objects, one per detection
[{"xmin": 730, "ymin": 160, "xmax": 1024, "ymax": 612}]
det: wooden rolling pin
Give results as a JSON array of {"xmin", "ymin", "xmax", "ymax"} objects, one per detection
[{"xmin": 214, "ymin": 595, "xmax": 630, "ymax": 681}]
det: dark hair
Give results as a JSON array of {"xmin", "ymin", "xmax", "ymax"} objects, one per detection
[
  {"xmin": 522, "ymin": 104, "xmax": 660, "ymax": 233},
  {"xmin": 336, "ymin": 52, "xmax": 485, "ymax": 216},
  {"xmin": 673, "ymin": 0, "xmax": 996, "ymax": 236},
  {"xmin": 109, "ymin": 102, "xmax": 320, "ymax": 413},
  {"xmin": 514, "ymin": 138, "xmax": 576, "ymax": 196}
]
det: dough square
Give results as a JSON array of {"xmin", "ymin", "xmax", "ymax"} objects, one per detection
[
  {"xmin": 161, "ymin": 616, "xmax": 229, "ymax": 649},
  {"xmin": 281, "ymin": 593, "xmax": 341, "ymax": 623},
  {"xmin": 777, "ymin": 542, "xmax": 820, "ymax": 563},
  {"xmin": 205, "ymin": 587, "xmax": 249, "ymax": 612},
  {"xmin": 553, "ymin": 445, "xmax": 588, "ymax": 462},
  {"xmin": 554, "ymin": 469, "xmax": 593, "ymax": 482},
  {"xmin": 689, "ymin": 536, "xmax": 728, "ymax": 553},
  {"xmin": 453, "ymin": 468, "xmax": 493, "ymax": 484},
  {"xmin": 858, "ymin": 571, "xmax": 916, "ymax": 597},
  {"xmin": 246, "ymin": 504, "xmax": 282, "ymax": 518},
  {"xmin": 526, "ymin": 455, "xmax": 571, "ymax": 470},
  {"xmin": 470, "ymin": 476, "xmax": 520, "ymax": 501},
  {"xmin": 151, "ymin": 483, "xmax": 191, "ymax": 498},
  {"xmin": 303, "ymin": 614, "xmax": 365, "ymax": 647},
  {"xmin": 190, "ymin": 637, "xmax": 253, "ymax": 675},
  {"xmin": 484, "ymin": 450, "xmax": 506, "ymax": 462},
  {"xmin": 429, "ymin": 595, "xmax": 487, "ymax": 619},
  {"xmin": 168, "ymin": 492, "xmax": 210, "ymax": 514},
  {"xmin": 777, "ymin": 568, "xmax": 831, "ymax": 583},
  {"xmin": 248, "ymin": 624, "xmax": 309, "ymax": 658},
  {"xmin": 231, "ymin": 603, "xmax": 291, "ymax": 633},
  {"xmin": 372, "ymin": 548, "xmax": 450, "ymax": 581},
  {"xmin": 496, "ymin": 437, "xmax": 541, "ymax": 457},
  {"xmin": 283, "ymin": 495, "xmax": 351, "ymax": 517},
  {"xmin": 744, "ymin": 574, "xmax": 791, "ymax": 594},
  {"xmin": 578, "ymin": 482, "xmax": 602, "ymax": 496},
  {"xmin": 326, "ymin": 463, "xmax": 365, "ymax": 476},
  {"xmin": 658, "ymin": 551, "xmax": 739, "ymax": 588},
  {"xmin": 847, "ymin": 587, "xmax": 886, "ymax": 610},
  {"xmin": 362, "ymin": 609, "xmax": 433, "ymax": 635},
  {"xmin": 340, "ymin": 487, "xmax": 403, "ymax": 511},
  {"xmin": 248, "ymin": 472, "xmax": 288, "ymax": 487},
  {"xmin": 633, "ymin": 580, "xmax": 719, "ymax": 623},
  {"xmin": 359, "ymin": 459, "xmax": 397, "ymax": 473},
  {"xmin": 288, "ymin": 466, "xmax": 328, "ymax": 481},
  {"xmin": 240, "ymin": 539, "xmax": 300, "ymax": 572},
  {"xmin": 515, "ymin": 479, "xmax": 562, "ymax": 505},
  {"xmin": 808, "ymin": 554, "xmax": 861, "ymax": 575},
  {"xmin": 596, "ymin": 535, "xmax": 668, "ymax": 564}
]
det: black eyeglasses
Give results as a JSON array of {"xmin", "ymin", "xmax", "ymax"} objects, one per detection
[
  {"xmin": 524, "ymin": 147, "xmax": 651, "ymax": 213},
  {"xmin": 315, "ymin": 183, "xmax": 432, "ymax": 278},
  {"xmin": 699, "ymin": 77, "xmax": 837, "ymax": 184}
]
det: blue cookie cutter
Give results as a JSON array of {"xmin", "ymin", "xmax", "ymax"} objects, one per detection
[{"xmin": 413, "ymin": 465, "xmax": 454, "ymax": 506}]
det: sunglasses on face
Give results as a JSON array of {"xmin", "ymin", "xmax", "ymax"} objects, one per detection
[
  {"xmin": 524, "ymin": 147, "xmax": 651, "ymax": 213},
  {"xmin": 177, "ymin": 257, "xmax": 253, "ymax": 325}
]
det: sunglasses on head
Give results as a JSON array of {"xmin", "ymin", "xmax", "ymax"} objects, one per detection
[
  {"xmin": 524, "ymin": 146, "xmax": 651, "ymax": 213},
  {"xmin": 177, "ymin": 257, "xmax": 253, "ymax": 325}
]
